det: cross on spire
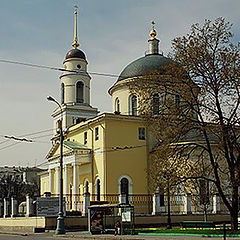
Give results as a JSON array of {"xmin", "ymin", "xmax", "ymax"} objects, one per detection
[
  {"xmin": 72, "ymin": 5, "xmax": 80, "ymax": 49},
  {"xmin": 149, "ymin": 20, "xmax": 157, "ymax": 39}
]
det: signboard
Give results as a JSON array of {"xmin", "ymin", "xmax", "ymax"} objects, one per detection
[
  {"xmin": 36, "ymin": 197, "xmax": 66, "ymax": 217},
  {"xmin": 122, "ymin": 209, "xmax": 131, "ymax": 222}
]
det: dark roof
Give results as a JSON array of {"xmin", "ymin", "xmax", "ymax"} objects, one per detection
[
  {"xmin": 117, "ymin": 54, "xmax": 172, "ymax": 81},
  {"xmin": 65, "ymin": 48, "xmax": 86, "ymax": 60}
]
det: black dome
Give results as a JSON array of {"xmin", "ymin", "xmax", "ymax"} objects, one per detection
[
  {"xmin": 65, "ymin": 48, "xmax": 86, "ymax": 60},
  {"xmin": 118, "ymin": 54, "xmax": 172, "ymax": 81}
]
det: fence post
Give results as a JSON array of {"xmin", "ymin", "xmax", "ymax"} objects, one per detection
[
  {"xmin": 119, "ymin": 194, "xmax": 127, "ymax": 204},
  {"xmin": 212, "ymin": 194, "xmax": 220, "ymax": 214},
  {"xmin": 3, "ymin": 198, "xmax": 10, "ymax": 218},
  {"xmin": 26, "ymin": 195, "xmax": 33, "ymax": 217},
  {"xmin": 184, "ymin": 193, "xmax": 192, "ymax": 214},
  {"xmin": 82, "ymin": 192, "xmax": 90, "ymax": 216},
  {"xmin": 11, "ymin": 197, "xmax": 18, "ymax": 217}
]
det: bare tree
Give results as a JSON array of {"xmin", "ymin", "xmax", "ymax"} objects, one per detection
[{"xmin": 128, "ymin": 18, "xmax": 240, "ymax": 230}]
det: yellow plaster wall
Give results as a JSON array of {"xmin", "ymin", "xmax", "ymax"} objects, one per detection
[
  {"xmin": 105, "ymin": 117, "xmax": 148, "ymax": 194},
  {"xmin": 44, "ymin": 114, "xmax": 148, "ymax": 197}
]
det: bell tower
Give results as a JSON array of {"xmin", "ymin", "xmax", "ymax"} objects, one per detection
[{"xmin": 52, "ymin": 6, "xmax": 98, "ymax": 134}]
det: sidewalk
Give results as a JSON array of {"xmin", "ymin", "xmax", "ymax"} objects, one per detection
[{"xmin": 40, "ymin": 231, "xmax": 239, "ymax": 240}]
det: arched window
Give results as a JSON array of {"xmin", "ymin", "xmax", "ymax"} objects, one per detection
[
  {"xmin": 130, "ymin": 95, "xmax": 137, "ymax": 116},
  {"xmin": 120, "ymin": 178, "xmax": 129, "ymax": 204},
  {"xmin": 96, "ymin": 179, "xmax": 100, "ymax": 201},
  {"xmin": 85, "ymin": 180, "xmax": 89, "ymax": 193},
  {"xmin": 115, "ymin": 98, "xmax": 120, "ymax": 113},
  {"xmin": 61, "ymin": 83, "xmax": 65, "ymax": 104},
  {"xmin": 76, "ymin": 81, "xmax": 84, "ymax": 103},
  {"xmin": 118, "ymin": 176, "xmax": 132, "ymax": 204},
  {"xmin": 153, "ymin": 93, "xmax": 160, "ymax": 115}
]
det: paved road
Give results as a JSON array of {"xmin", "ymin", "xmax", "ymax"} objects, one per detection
[{"xmin": 0, "ymin": 232, "xmax": 236, "ymax": 240}]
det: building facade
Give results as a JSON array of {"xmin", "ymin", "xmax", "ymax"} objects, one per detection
[{"xmin": 40, "ymin": 13, "xmax": 225, "ymax": 215}]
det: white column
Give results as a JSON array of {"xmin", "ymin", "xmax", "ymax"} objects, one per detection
[
  {"xmin": 152, "ymin": 193, "xmax": 160, "ymax": 215},
  {"xmin": 64, "ymin": 164, "xmax": 70, "ymax": 195},
  {"xmin": 212, "ymin": 194, "xmax": 220, "ymax": 214},
  {"xmin": 72, "ymin": 163, "xmax": 80, "ymax": 211},
  {"xmin": 11, "ymin": 197, "xmax": 18, "ymax": 217},
  {"xmin": 49, "ymin": 168, "xmax": 54, "ymax": 194},
  {"xmin": 184, "ymin": 193, "xmax": 192, "ymax": 214},
  {"xmin": 55, "ymin": 166, "xmax": 60, "ymax": 195},
  {"xmin": 26, "ymin": 195, "xmax": 33, "ymax": 217},
  {"xmin": 3, "ymin": 198, "xmax": 10, "ymax": 218}
]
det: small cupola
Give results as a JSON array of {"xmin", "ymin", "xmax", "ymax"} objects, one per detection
[{"xmin": 147, "ymin": 21, "xmax": 160, "ymax": 55}]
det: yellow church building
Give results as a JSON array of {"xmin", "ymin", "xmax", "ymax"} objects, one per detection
[{"xmin": 40, "ymin": 10, "xmax": 223, "ymax": 216}]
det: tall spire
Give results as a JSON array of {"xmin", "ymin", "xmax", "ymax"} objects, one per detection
[
  {"xmin": 148, "ymin": 20, "xmax": 160, "ymax": 55},
  {"xmin": 72, "ymin": 5, "xmax": 80, "ymax": 49}
]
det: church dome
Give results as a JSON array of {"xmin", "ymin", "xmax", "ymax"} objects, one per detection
[
  {"xmin": 117, "ymin": 54, "xmax": 172, "ymax": 82},
  {"xmin": 65, "ymin": 48, "xmax": 86, "ymax": 60}
]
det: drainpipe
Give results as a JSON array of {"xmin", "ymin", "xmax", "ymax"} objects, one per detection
[
  {"xmin": 97, "ymin": 119, "xmax": 106, "ymax": 196},
  {"xmin": 146, "ymin": 125, "xmax": 151, "ymax": 213}
]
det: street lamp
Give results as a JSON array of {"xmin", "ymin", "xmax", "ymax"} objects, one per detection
[
  {"xmin": 166, "ymin": 178, "xmax": 172, "ymax": 229},
  {"xmin": 163, "ymin": 174, "xmax": 172, "ymax": 229},
  {"xmin": 47, "ymin": 95, "xmax": 65, "ymax": 235}
]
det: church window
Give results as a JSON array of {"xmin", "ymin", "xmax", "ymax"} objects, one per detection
[
  {"xmin": 96, "ymin": 179, "xmax": 100, "ymax": 201},
  {"xmin": 77, "ymin": 64, "xmax": 81, "ymax": 69},
  {"xmin": 61, "ymin": 83, "xmax": 65, "ymax": 104},
  {"xmin": 138, "ymin": 127, "xmax": 146, "ymax": 140},
  {"xmin": 130, "ymin": 95, "xmax": 137, "ymax": 116},
  {"xmin": 152, "ymin": 93, "xmax": 160, "ymax": 115},
  {"xmin": 95, "ymin": 127, "xmax": 99, "ymax": 141},
  {"xmin": 85, "ymin": 180, "xmax": 89, "ymax": 193},
  {"xmin": 76, "ymin": 81, "xmax": 84, "ymax": 103},
  {"xmin": 84, "ymin": 132, "xmax": 87, "ymax": 144},
  {"xmin": 120, "ymin": 177, "xmax": 129, "ymax": 203},
  {"xmin": 160, "ymin": 194, "xmax": 165, "ymax": 206},
  {"xmin": 115, "ymin": 98, "xmax": 120, "ymax": 113}
]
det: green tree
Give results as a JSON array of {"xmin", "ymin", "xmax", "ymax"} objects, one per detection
[
  {"xmin": 129, "ymin": 18, "xmax": 240, "ymax": 230},
  {"xmin": 0, "ymin": 175, "xmax": 39, "ymax": 203}
]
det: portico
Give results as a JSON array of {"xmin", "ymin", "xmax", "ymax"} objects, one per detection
[{"xmin": 47, "ymin": 140, "xmax": 92, "ymax": 211}]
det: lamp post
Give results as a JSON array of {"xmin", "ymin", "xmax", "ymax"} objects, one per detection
[
  {"xmin": 166, "ymin": 178, "xmax": 172, "ymax": 229},
  {"xmin": 47, "ymin": 96, "xmax": 65, "ymax": 235},
  {"xmin": 163, "ymin": 174, "xmax": 172, "ymax": 229}
]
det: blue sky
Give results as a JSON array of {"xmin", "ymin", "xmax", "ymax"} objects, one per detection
[{"xmin": 0, "ymin": 0, "xmax": 240, "ymax": 167}]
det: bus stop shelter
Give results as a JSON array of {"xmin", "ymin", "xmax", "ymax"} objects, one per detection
[{"xmin": 88, "ymin": 203, "xmax": 134, "ymax": 235}]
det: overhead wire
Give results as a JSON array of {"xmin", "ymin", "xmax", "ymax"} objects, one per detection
[{"xmin": 0, "ymin": 59, "xmax": 120, "ymax": 79}]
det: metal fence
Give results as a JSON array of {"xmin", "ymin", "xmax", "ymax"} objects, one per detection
[{"xmin": 40, "ymin": 193, "xmax": 230, "ymax": 216}]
